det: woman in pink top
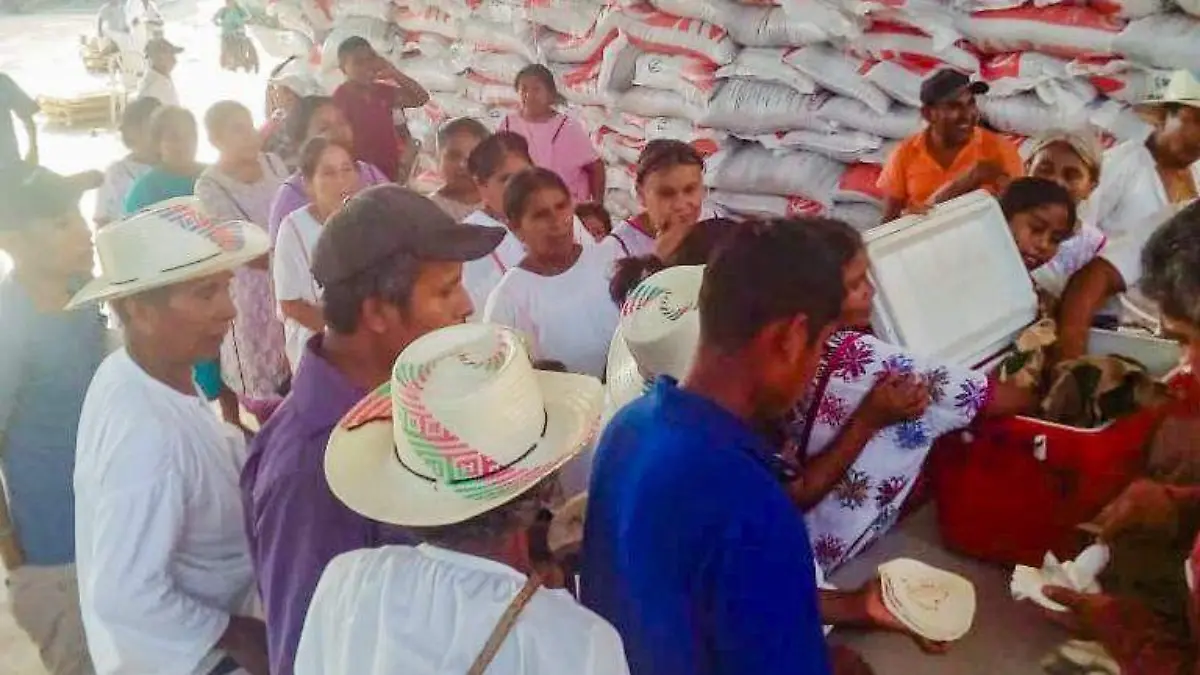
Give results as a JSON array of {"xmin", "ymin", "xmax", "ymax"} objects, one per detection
[{"xmin": 500, "ymin": 64, "xmax": 605, "ymax": 204}]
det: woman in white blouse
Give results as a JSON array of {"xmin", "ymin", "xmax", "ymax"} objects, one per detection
[
  {"xmin": 273, "ymin": 137, "xmax": 361, "ymax": 372},
  {"xmin": 483, "ymin": 168, "xmax": 618, "ymax": 378}
]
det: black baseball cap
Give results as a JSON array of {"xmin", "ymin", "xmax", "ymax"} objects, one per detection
[
  {"xmin": 312, "ymin": 185, "xmax": 506, "ymax": 286},
  {"xmin": 0, "ymin": 166, "xmax": 84, "ymax": 232},
  {"xmin": 920, "ymin": 69, "xmax": 989, "ymax": 107}
]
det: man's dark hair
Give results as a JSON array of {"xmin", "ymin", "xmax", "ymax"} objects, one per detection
[
  {"xmin": 1141, "ymin": 200, "xmax": 1200, "ymax": 327},
  {"xmin": 120, "ymin": 97, "xmax": 162, "ymax": 149},
  {"xmin": 437, "ymin": 116, "xmax": 490, "ymax": 150},
  {"xmin": 503, "ymin": 167, "xmax": 569, "ymax": 223},
  {"xmin": 286, "ymin": 95, "xmax": 336, "ymax": 145},
  {"xmin": 466, "ymin": 131, "xmax": 531, "ymax": 182},
  {"xmin": 337, "ymin": 36, "xmax": 373, "ymax": 63},
  {"xmin": 609, "ymin": 218, "xmax": 746, "ymax": 306},
  {"xmin": 408, "ymin": 478, "xmax": 558, "ymax": 551},
  {"xmin": 798, "ymin": 216, "xmax": 863, "ymax": 272},
  {"xmin": 699, "ymin": 218, "xmax": 845, "ymax": 350},
  {"xmin": 322, "ymin": 253, "xmax": 420, "ymax": 334},
  {"xmin": 999, "ymin": 177, "xmax": 1078, "ymax": 229},
  {"xmin": 635, "ymin": 139, "xmax": 704, "ymax": 187}
]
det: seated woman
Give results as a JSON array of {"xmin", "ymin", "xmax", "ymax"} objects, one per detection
[
  {"xmin": 483, "ymin": 168, "xmax": 618, "ymax": 378},
  {"xmin": 786, "ymin": 211, "xmax": 1048, "ymax": 574},
  {"xmin": 603, "ymin": 140, "xmax": 706, "ymax": 261},
  {"xmin": 1037, "ymin": 201, "xmax": 1200, "ymax": 674}
]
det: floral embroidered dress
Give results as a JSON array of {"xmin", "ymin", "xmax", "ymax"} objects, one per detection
[{"xmin": 788, "ymin": 329, "xmax": 992, "ymax": 574}]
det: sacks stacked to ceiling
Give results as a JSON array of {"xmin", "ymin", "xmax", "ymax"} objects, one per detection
[{"xmin": 264, "ymin": 0, "xmax": 1197, "ymax": 228}]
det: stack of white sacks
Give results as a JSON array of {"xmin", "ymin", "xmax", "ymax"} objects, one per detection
[{"xmin": 260, "ymin": 0, "xmax": 1200, "ymax": 229}]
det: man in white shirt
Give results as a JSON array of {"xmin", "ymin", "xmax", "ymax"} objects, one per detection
[
  {"xmin": 69, "ymin": 199, "xmax": 271, "ymax": 675},
  {"xmin": 1057, "ymin": 70, "xmax": 1200, "ymax": 359},
  {"xmin": 296, "ymin": 322, "xmax": 629, "ymax": 675},
  {"xmin": 135, "ymin": 37, "xmax": 181, "ymax": 106}
]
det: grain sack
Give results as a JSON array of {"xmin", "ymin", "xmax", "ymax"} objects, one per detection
[
  {"xmin": 953, "ymin": 7, "xmax": 1124, "ymax": 59},
  {"xmin": 538, "ymin": 10, "xmax": 621, "ymax": 63},
  {"xmin": 616, "ymin": 87, "xmax": 709, "ymax": 123},
  {"xmin": 819, "ymin": 96, "xmax": 923, "ymax": 139},
  {"xmin": 392, "ymin": 6, "xmax": 460, "ymax": 41},
  {"xmin": 847, "ymin": 22, "xmax": 980, "ymax": 73},
  {"xmin": 710, "ymin": 190, "xmax": 826, "ymax": 219},
  {"xmin": 706, "ymin": 143, "xmax": 845, "ymax": 207},
  {"xmin": 463, "ymin": 51, "xmax": 530, "ymax": 86},
  {"xmin": 715, "ymin": 48, "xmax": 818, "ymax": 94},
  {"xmin": 321, "ymin": 17, "xmax": 400, "ymax": 72},
  {"xmin": 978, "ymin": 52, "xmax": 1071, "ymax": 97},
  {"xmin": 830, "ymin": 202, "xmax": 885, "ymax": 231},
  {"xmin": 527, "ymin": 0, "xmax": 607, "ymax": 37},
  {"xmin": 861, "ymin": 58, "xmax": 935, "ymax": 108},
  {"xmin": 704, "ymin": 79, "xmax": 829, "ymax": 134},
  {"xmin": 633, "ymin": 53, "xmax": 719, "ymax": 107},
  {"xmin": 1114, "ymin": 13, "xmax": 1200, "ymax": 70},
  {"xmin": 835, "ymin": 163, "xmax": 887, "ymax": 205},
  {"xmin": 394, "ymin": 55, "xmax": 464, "ymax": 92},
  {"xmin": 978, "ymin": 91, "xmax": 1092, "ymax": 136},
  {"xmin": 553, "ymin": 60, "xmax": 613, "ymax": 106},
  {"xmin": 785, "ymin": 44, "xmax": 893, "ymax": 114},
  {"xmin": 619, "ymin": 4, "xmax": 739, "ymax": 66},
  {"xmin": 748, "ymin": 128, "xmax": 885, "ymax": 163},
  {"xmin": 722, "ymin": 1, "xmax": 857, "ymax": 47},
  {"xmin": 461, "ymin": 19, "xmax": 537, "ymax": 61}
]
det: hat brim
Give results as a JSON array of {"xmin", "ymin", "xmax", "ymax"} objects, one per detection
[
  {"xmin": 1136, "ymin": 97, "xmax": 1200, "ymax": 110},
  {"xmin": 65, "ymin": 221, "xmax": 269, "ymax": 309},
  {"xmin": 325, "ymin": 371, "xmax": 603, "ymax": 528},
  {"xmin": 419, "ymin": 223, "xmax": 507, "ymax": 263},
  {"xmin": 602, "ymin": 326, "xmax": 649, "ymax": 424}
]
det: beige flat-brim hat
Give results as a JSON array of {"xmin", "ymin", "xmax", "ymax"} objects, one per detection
[
  {"xmin": 1139, "ymin": 69, "xmax": 1200, "ymax": 109},
  {"xmin": 325, "ymin": 323, "xmax": 603, "ymax": 528},
  {"xmin": 604, "ymin": 265, "xmax": 704, "ymax": 420},
  {"xmin": 67, "ymin": 197, "xmax": 269, "ymax": 309}
]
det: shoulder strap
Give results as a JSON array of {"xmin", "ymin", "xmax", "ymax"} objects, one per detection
[
  {"xmin": 205, "ymin": 177, "xmax": 253, "ymax": 221},
  {"xmin": 610, "ymin": 232, "xmax": 631, "ymax": 257},
  {"xmin": 550, "ymin": 114, "xmax": 569, "ymax": 145},
  {"xmin": 466, "ymin": 575, "xmax": 542, "ymax": 675}
]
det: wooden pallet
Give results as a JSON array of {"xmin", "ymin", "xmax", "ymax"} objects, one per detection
[{"xmin": 38, "ymin": 92, "xmax": 120, "ymax": 129}]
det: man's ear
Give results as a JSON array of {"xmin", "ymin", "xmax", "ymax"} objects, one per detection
[
  {"xmin": 919, "ymin": 106, "xmax": 935, "ymax": 124},
  {"xmin": 358, "ymin": 295, "xmax": 391, "ymax": 335}
]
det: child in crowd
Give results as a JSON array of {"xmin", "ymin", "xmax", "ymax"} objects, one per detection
[
  {"xmin": 483, "ymin": 168, "xmax": 618, "ymax": 378},
  {"xmin": 1026, "ymin": 130, "xmax": 1107, "ymax": 296},
  {"xmin": 575, "ymin": 202, "xmax": 612, "ymax": 242},
  {"xmin": 332, "ymin": 36, "xmax": 429, "ymax": 182},
  {"xmin": 428, "ymin": 116, "xmax": 489, "ymax": 222},
  {"xmin": 604, "ymin": 140, "xmax": 706, "ymax": 261},
  {"xmin": 267, "ymin": 95, "xmax": 389, "ymax": 241},
  {"xmin": 501, "ymin": 64, "xmax": 604, "ymax": 204},
  {"xmin": 274, "ymin": 137, "xmax": 362, "ymax": 372},
  {"xmin": 1001, "ymin": 177, "xmax": 1079, "ymax": 275},
  {"xmin": 94, "ymin": 96, "xmax": 161, "ymax": 227},
  {"xmin": 212, "ymin": 0, "xmax": 256, "ymax": 73},
  {"xmin": 122, "ymin": 105, "xmax": 203, "ymax": 214}
]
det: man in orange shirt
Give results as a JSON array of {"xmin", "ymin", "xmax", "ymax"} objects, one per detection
[{"xmin": 878, "ymin": 70, "xmax": 1024, "ymax": 222}]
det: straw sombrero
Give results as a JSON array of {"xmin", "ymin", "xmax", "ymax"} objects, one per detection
[
  {"xmin": 325, "ymin": 323, "xmax": 603, "ymax": 528},
  {"xmin": 67, "ymin": 197, "xmax": 269, "ymax": 309},
  {"xmin": 604, "ymin": 265, "xmax": 704, "ymax": 419},
  {"xmin": 1139, "ymin": 69, "xmax": 1200, "ymax": 109}
]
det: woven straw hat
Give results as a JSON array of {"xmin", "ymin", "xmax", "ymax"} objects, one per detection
[
  {"xmin": 66, "ymin": 197, "xmax": 268, "ymax": 309},
  {"xmin": 325, "ymin": 323, "xmax": 603, "ymax": 528}
]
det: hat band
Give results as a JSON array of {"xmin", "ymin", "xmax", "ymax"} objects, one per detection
[
  {"xmin": 107, "ymin": 251, "xmax": 223, "ymax": 286},
  {"xmin": 393, "ymin": 408, "xmax": 549, "ymax": 485}
]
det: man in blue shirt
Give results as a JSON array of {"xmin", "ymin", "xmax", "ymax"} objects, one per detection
[
  {"xmin": 0, "ymin": 167, "xmax": 105, "ymax": 675},
  {"xmin": 582, "ymin": 220, "xmax": 849, "ymax": 675}
]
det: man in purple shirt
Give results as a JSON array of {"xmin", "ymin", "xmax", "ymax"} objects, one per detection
[{"xmin": 241, "ymin": 185, "xmax": 504, "ymax": 675}]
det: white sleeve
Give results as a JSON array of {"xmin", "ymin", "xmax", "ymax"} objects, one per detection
[
  {"xmin": 294, "ymin": 554, "xmax": 352, "ymax": 675},
  {"xmin": 94, "ymin": 165, "xmax": 124, "ymax": 223},
  {"xmin": 84, "ymin": 464, "xmax": 229, "ymax": 673},
  {"xmin": 586, "ymin": 620, "xmax": 632, "ymax": 675},
  {"xmin": 272, "ymin": 217, "xmax": 313, "ymax": 302}
]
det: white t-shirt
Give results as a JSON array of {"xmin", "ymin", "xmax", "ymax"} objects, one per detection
[
  {"xmin": 74, "ymin": 349, "xmax": 256, "ymax": 675},
  {"xmin": 296, "ymin": 545, "xmax": 630, "ymax": 675},
  {"xmin": 1083, "ymin": 140, "xmax": 1200, "ymax": 244},
  {"xmin": 273, "ymin": 207, "xmax": 325, "ymax": 372},
  {"xmin": 1031, "ymin": 223, "xmax": 1107, "ymax": 298},
  {"xmin": 95, "ymin": 157, "xmax": 153, "ymax": 224},
  {"xmin": 483, "ymin": 244, "xmax": 620, "ymax": 378},
  {"xmin": 460, "ymin": 210, "xmax": 597, "ymax": 319},
  {"xmin": 135, "ymin": 68, "xmax": 178, "ymax": 106}
]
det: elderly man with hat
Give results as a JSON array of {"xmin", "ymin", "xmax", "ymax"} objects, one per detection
[
  {"xmin": 135, "ymin": 36, "xmax": 182, "ymax": 106},
  {"xmin": 878, "ymin": 69, "xmax": 1024, "ymax": 222},
  {"xmin": 1057, "ymin": 70, "xmax": 1200, "ymax": 361},
  {"xmin": 293, "ymin": 322, "xmax": 629, "ymax": 674},
  {"xmin": 71, "ymin": 198, "xmax": 270, "ymax": 675},
  {"xmin": 241, "ymin": 186, "xmax": 507, "ymax": 675},
  {"xmin": 0, "ymin": 167, "xmax": 106, "ymax": 675}
]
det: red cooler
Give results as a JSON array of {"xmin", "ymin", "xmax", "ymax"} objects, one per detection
[{"xmin": 863, "ymin": 192, "xmax": 1182, "ymax": 567}]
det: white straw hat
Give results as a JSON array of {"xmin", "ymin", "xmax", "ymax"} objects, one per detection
[
  {"xmin": 325, "ymin": 323, "xmax": 603, "ymax": 528},
  {"xmin": 1140, "ymin": 69, "xmax": 1200, "ymax": 109},
  {"xmin": 67, "ymin": 197, "xmax": 269, "ymax": 309},
  {"xmin": 604, "ymin": 265, "xmax": 704, "ymax": 418}
]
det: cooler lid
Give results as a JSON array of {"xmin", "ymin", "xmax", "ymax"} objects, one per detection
[{"xmin": 864, "ymin": 191, "xmax": 1038, "ymax": 367}]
